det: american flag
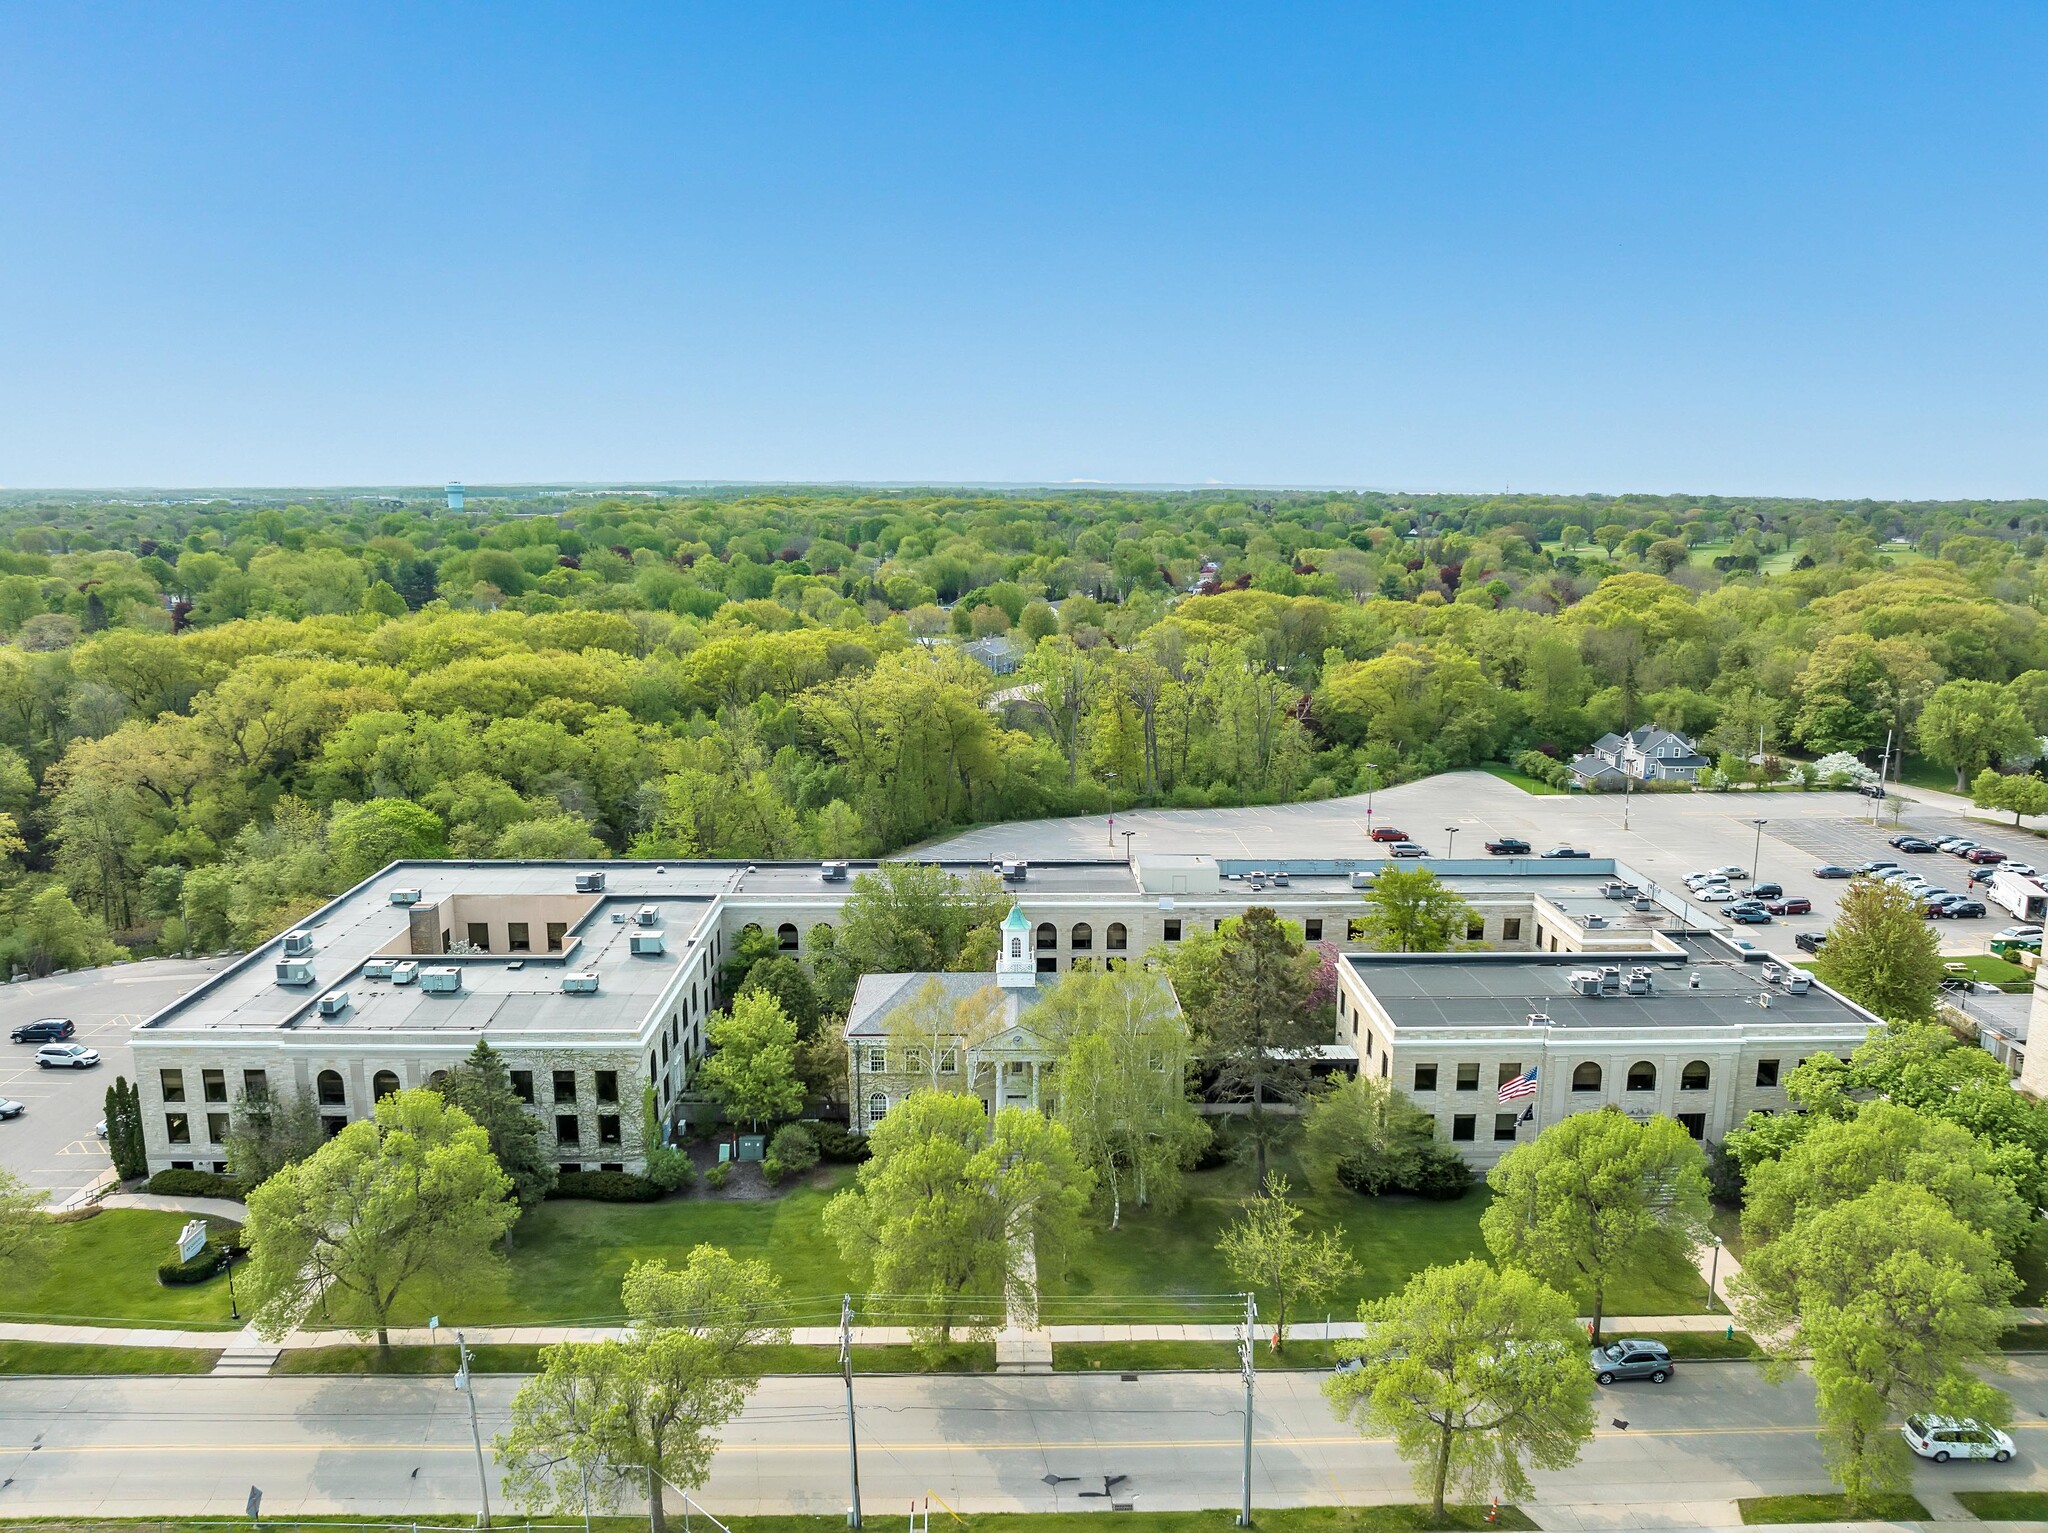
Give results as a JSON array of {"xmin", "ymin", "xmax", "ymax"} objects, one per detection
[{"xmin": 1497, "ymin": 1067, "xmax": 1539, "ymax": 1103}]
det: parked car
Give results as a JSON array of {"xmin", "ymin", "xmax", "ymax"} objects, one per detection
[
  {"xmin": 1903, "ymin": 1415, "xmax": 2014, "ymax": 1464},
  {"xmin": 1484, "ymin": 837, "xmax": 1531, "ymax": 856},
  {"xmin": 1541, "ymin": 846, "xmax": 1592, "ymax": 859},
  {"xmin": 1996, "ymin": 924, "xmax": 2044, "ymax": 939},
  {"xmin": 1967, "ymin": 847, "xmax": 2007, "ymax": 864},
  {"xmin": 1728, "ymin": 905, "xmax": 1772, "ymax": 924},
  {"xmin": 0, "ymin": 1098, "xmax": 23, "ymax": 1120},
  {"xmin": 1591, "ymin": 1339, "xmax": 1674, "ymax": 1385},
  {"xmin": 1891, "ymin": 835, "xmax": 1940, "ymax": 852},
  {"xmin": 1711, "ymin": 865, "xmax": 1750, "ymax": 879},
  {"xmin": 1946, "ymin": 899, "xmax": 1987, "ymax": 918},
  {"xmin": 1370, "ymin": 826, "xmax": 1410, "ymax": 843},
  {"xmin": 1743, "ymin": 883, "xmax": 1784, "ymax": 900},
  {"xmin": 1765, "ymin": 896, "xmax": 1812, "ymax": 915},
  {"xmin": 1812, "ymin": 864, "xmax": 1854, "ymax": 879},
  {"xmin": 1857, "ymin": 782, "xmax": 1887, "ymax": 798},
  {"xmin": 1859, "ymin": 859, "xmax": 1900, "ymax": 874},
  {"xmin": 1697, "ymin": 887, "xmax": 1737, "ymax": 903},
  {"xmin": 34, "ymin": 1042, "xmax": 99, "ymax": 1069},
  {"xmin": 1944, "ymin": 839, "xmax": 1981, "ymax": 857},
  {"xmin": 2001, "ymin": 863, "xmax": 2039, "ymax": 879},
  {"xmin": 1389, "ymin": 841, "xmax": 1426, "ymax": 858},
  {"xmin": 1795, "ymin": 931, "xmax": 1828, "ymax": 954},
  {"xmin": 1969, "ymin": 866, "xmax": 2001, "ymax": 884},
  {"xmin": 9, "ymin": 1018, "xmax": 74, "ymax": 1044}
]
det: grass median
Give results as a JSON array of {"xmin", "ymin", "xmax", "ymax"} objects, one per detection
[
  {"xmin": 5, "ymin": 1508, "xmax": 1540, "ymax": 1533},
  {"xmin": 1737, "ymin": 1493, "xmax": 1930, "ymax": 1524},
  {"xmin": 2, "ymin": 1209, "xmax": 244, "ymax": 1330},
  {"xmin": 0, "ymin": 1341, "xmax": 219, "ymax": 1375},
  {"xmin": 1954, "ymin": 1491, "xmax": 2048, "ymax": 1519},
  {"xmin": 271, "ymin": 1340, "xmax": 994, "ymax": 1375}
]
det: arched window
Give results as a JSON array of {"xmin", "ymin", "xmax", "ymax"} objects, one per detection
[
  {"xmin": 1010, "ymin": 935, "xmax": 1023, "ymax": 958},
  {"xmin": 1106, "ymin": 922, "xmax": 1128, "ymax": 951},
  {"xmin": 866, "ymin": 1092, "xmax": 888, "ymax": 1127},
  {"xmin": 371, "ymin": 1070, "xmax": 400, "ymax": 1101},
  {"xmin": 1071, "ymin": 923, "xmax": 1093, "ymax": 952},
  {"xmin": 1036, "ymin": 922, "xmax": 1057, "ymax": 951},
  {"xmin": 1626, "ymin": 1061, "xmax": 1656, "ymax": 1092},
  {"xmin": 316, "ymin": 1069, "xmax": 346, "ymax": 1106},
  {"xmin": 740, "ymin": 922, "xmax": 764, "ymax": 946},
  {"xmin": 776, "ymin": 923, "xmax": 799, "ymax": 952},
  {"xmin": 427, "ymin": 1069, "xmax": 448, "ymax": 1089},
  {"xmin": 811, "ymin": 923, "xmax": 833, "ymax": 940},
  {"xmin": 1680, "ymin": 1060, "xmax": 1710, "ymax": 1092},
  {"xmin": 1571, "ymin": 1061, "xmax": 1602, "ymax": 1093}
]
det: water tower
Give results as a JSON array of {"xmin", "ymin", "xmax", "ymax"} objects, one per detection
[{"xmin": 446, "ymin": 481, "xmax": 464, "ymax": 512}]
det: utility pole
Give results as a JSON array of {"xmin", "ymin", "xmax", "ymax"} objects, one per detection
[
  {"xmin": 1875, "ymin": 728, "xmax": 1894, "ymax": 824},
  {"xmin": 1750, "ymin": 818, "xmax": 1768, "ymax": 883},
  {"xmin": 1237, "ymin": 1291, "xmax": 1256, "ymax": 1528},
  {"xmin": 841, "ymin": 1294, "xmax": 862, "ymax": 1529},
  {"xmin": 454, "ymin": 1330, "xmax": 492, "ymax": 1529}
]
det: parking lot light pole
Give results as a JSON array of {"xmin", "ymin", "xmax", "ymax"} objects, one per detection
[
  {"xmin": 1444, "ymin": 827, "xmax": 1458, "ymax": 859},
  {"xmin": 1707, "ymin": 1237, "xmax": 1722, "ymax": 1313},
  {"xmin": 1751, "ymin": 819, "xmax": 1768, "ymax": 883}
]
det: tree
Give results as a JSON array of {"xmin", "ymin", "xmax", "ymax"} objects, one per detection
[
  {"xmin": 882, "ymin": 977, "xmax": 1005, "ymax": 1096},
  {"xmin": 1359, "ymin": 865, "xmax": 1481, "ymax": 952},
  {"xmin": 1918, "ymin": 679, "xmax": 2034, "ymax": 791},
  {"xmin": 1325, "ymin": 1260, "xmax": 1594, "ymax": 1521},
  {"xmin": 1217, "ymin": 1172, "xmax": 1358, "ymax": 1349},
  {"xmin": 834, "ymin": 862, "xmax": 1007, "ymax": 975},
  {"xmin": 1970, "ymin": 767, "xmax": 2048, "ymax": 826},
  {"xmin": 1481, "ymin": 1108, "xmax": 1711, "ymax": 1344},
  {"xmin": 103, "ymin": 1075, "xmax": 147, "ymax": 1180},
  {"xmin": 223, "ymin": 1080, "xmax": 322, "ymax": 1189},
  {"xmin": 1814, "ymin": 876, "xmax": 1943, "ymax": 1024},
  {"xmin": 697, "ymin": 989, "xmax": 806, "ymax": 1131},
  {"xmin": 326, "ymin": 797, "xmax": 446, "ymax": 884},
  {"xmin": 497, "ymin": 1245, "xmax": 790, "ymax": 1533},
  {"xmin": 824, "ymin": 1093, "xmax": 1092, "ymax": 1351},
  {"xmin": 241, "ymin": 1088, "xmax": 516, "ymax": 1352},
  {"xmin": 20, "ymin": 886, "xmax": 121, "ymax": 975},
  {"xmin": 734, "ymin": 955, "xmax": 819, "ymax": 1039},
  {"xmin": 438, "ymin": 1038, "xmax": 557, "ymax": 1211},
  {"xmin": 1038, "ymin": 966, "xmax": 1207, "ymax": 1228},
  {"xmin": 1300, "ymin": 1073, "xmax": 1437, "ymax": 1195},
  {"xmin": 0, "ymin": 1166, "xmax": 52, "ymax": 1277},
  {"xmin": 1170, "ymin": 907, "xmax": 1323, "ymax": 1182},
  {"xmin": 1733, "ymin": 1185, "xmax": 2015, "ymax": 1508}
]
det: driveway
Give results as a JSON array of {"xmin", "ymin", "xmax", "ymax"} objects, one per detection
[{"xmin": 0, "ymin": 959, "xmax": 227, "ymax": 1202}]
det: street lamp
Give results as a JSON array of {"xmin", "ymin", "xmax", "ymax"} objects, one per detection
[
  {"xmin": 1122, "ymin": 830, "xmax": 1136, "ymax": 866},
  {"xmin": 1364, "ymin": 763, "xmax": 1380, "ymax": 825},
  {"xmin": 1444, "ymin": 827, "xmax": 1458, "ymax": 859},
  {"xmin": 1707, "ymin": 1236, "xmax": 1724, "ymax": 1313},
  {"xmin": 1750, "ymin": 818, "xmax": 1768, "ymax": 883}
]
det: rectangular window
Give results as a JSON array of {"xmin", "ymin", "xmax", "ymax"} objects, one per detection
[
  {"xmin": 508, "ymin": 922, "xmax": 531, "ymax": 953},
  {"xmin": 1037, "ymin": 955, "xmax": 1057, "ymax": 973},
  {"xmin": 510, "ymin": 1069, "xmax": 535, "ymax": 1104},
  {"xmin": 467, "ymin": 921, "xmax": 491, "ymax": 951},
  {"xmin": 1503, "ymin": 917, "xmax": 1522, "ymax": 941},
  {"xmin": 1467, "ymin": 920, "xmax": 1486, "ymax": 942},
  {"xmin": 937, "ymin": 1047, "xmax": 959, "ymax": 1074},
  {"xmin": 1755, "ymin": 1058, "xmax": 1780, "ymax": 1088},
  {"xmin": 1363, "ymin": 1031, "xmax": 1374, "ymax": 1057},
  {"xmin": 556, "ymin": 1114, "xmax": 580, "ymax": 1145},
  {"xmin": 547, "ymin": 921, "xmax": 567, "ymax": 952},
  {"xmin": 1163, "ymin": 919, "xmax": 1182, "ymax": 941},
  {"xmin": 595, "ymin": 1070, "xmax": 619, "ymax": 1104},
  {"xmin": 242, "ymin": 1068, "xmax": 268, "ymax": 1099},
  {"xmin": 321, "ymin": 1115, "xmax": 347, "ymax": 1139},
  {"xmin": 866, "ymin": 1046, "xmax": 885, "ymax": 1073},
  {"xmin": 1304, "ymin": 918, "xmax": 1323, "ymax": 942},
  {"xmin": 207, "ymin": 1112, "xmax": 230, "ymax": 1144},
  {"xmin": 1495, "ymin": 1113, "xmax": 1519, "ymax": 1142},
  {"xmin": 1497, "ymin": 1062, "xmax": 1522, "ymax": 1089},
  {"xmin": 1413, "ymin": 1063, "xmax": 1438, "ymax": 1092},
  {"xmin": 598, "ymin": 1114, "xmax": 622, "ymax": 1146},
  {"xmin": 1452, "ymin": 1114, "xmax": 1476, "ymax": 1142},
  {"xmin": 1456, "ymin": 1062, "xmax": 1480, "ymax": 1092},
  {"xmin": 1213, "ymin": 918, "xmax": 1225, "ymax": 932},
  {"xmin": 165, "ymin": 1112, "xmax": 190, "ymax": 1144},
  {"xmin": 552, "ymin": 1069, "xmax": 577, "ymax": 1104},
  {"xmin": 1347, "ymin": 918, "xmax": 1368, "ymax": 941},
  {"xmin": 903, "ymin": 1047, "xmax": 926, "ymax": 1075},
  {"xmin": 201, "ymin": 1068, "xmax": 226, "ymax": 1103},
  {"xmin": 160, "ymin": 1069, "xmax": 185, "ymax": 1103},
  {"xmin": 1677, "ymin": 1112, "xmax": 1706, "ymax": 1140}
]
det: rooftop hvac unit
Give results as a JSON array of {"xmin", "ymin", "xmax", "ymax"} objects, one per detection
[
  {"xmin": 635, "ymin": 905, "xmax": 659, "ymax": 927},
  {"xmin": 363, "ymin": 959, "xmax": 397, "ymax": 980},
  {"xmin": 1001, "ymin": 860, "xmax": 1029, "ymax": 883},
  {"xmin": 820, "ymin": 860, "xmax": 849, "ymax": 883},
  {"xmin": 561, "ymin": 971, "xmax": 600, "ymax": 995},
  {"xmin": 1598, "ymin": 966, "xmax": 1622, "ymax": 995},
  {"xmin": 1526, "ymin": 1011, "xmax": 1553, "ymax": 1027},
  {"xmin": 574, "ymin": 872, "xmax": 606, "ymax": 893},
  {"xmin": 420, "ymin": 966, "xmax": 463, "ymax": 994},
  {"xmin": 389, "ymin": 888, "xmax": 422, "ymax": 906},
  {"xmin": 1271, "ymin": 871, "xmax": 1290, "ymax": 887},
  {"xmin": 1568, "ymin": 969, "xmax": 1603, "ymax": 996},
  {"xmin": 391, "ymin": 961, "xmax": 420, "ymax": 986},
  {"xmin": 1626, "ymin": 967, "xmax": 1655, "ymax": 995},
  {"xmin": 1350, "ymin": 871, "xmax": 1375, "ymax": 889},
  {"xmin": 282, "ymin": 929, "xmax": 314, "ymax": 957},
  {"xmin": 317, "ymin": 991, "xmax": 350, "ymax": 1017},
  {"xmin": 274, "ymin": 959, "xmax": 316, "ymax": 987},
  {"xmin": 629, "ymin": 931, "xmax": 666, "ymax": 956},
  {"xmin": 1781, "ymin": 972, "xmax": 1812, "ymax": 995}
]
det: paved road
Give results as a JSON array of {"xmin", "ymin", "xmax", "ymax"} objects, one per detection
[
  {"xmin": 2, "ymin": 1363, "xmax": 2043, "ymax": 1524},
  {"xmin": 0, "ymin": 959, "xmax": 226, "ymax": 1200},
  {"xmin": 929, "ymin": 772, "xmax": 2029, "ymax": 956}
]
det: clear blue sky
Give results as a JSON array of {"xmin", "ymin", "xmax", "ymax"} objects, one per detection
[{"xmin": 3, "ymin": 4, "xmax": 2044, "ymax": 496}]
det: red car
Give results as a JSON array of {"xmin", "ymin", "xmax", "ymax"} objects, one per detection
[
  {"xmin": 1967, "ymin": 847, "xmax": 2007, "ymax": 864},
  {"xmin": 1764, "ymin": 896, "xmax": 1812, "ymax": 915},
  {"xmin": 1370, "ymin": 826, "xmax": 1410, "ymax": 843}
]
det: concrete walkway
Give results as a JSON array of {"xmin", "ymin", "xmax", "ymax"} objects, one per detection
[{"xmin": 97, "ymin": 1191, "xmax": 249, "ymax": 1221}]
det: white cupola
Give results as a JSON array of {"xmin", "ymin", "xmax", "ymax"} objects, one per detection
[{"xmin": 996, "ymin": 904, "xmax": 1037, "ymax": 990}]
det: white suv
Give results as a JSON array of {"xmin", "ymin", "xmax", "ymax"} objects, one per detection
[
  {"xmin": 1903, "ymin": 1414, "xmax": 2014, "ymax": 1463},
  {"xmin": 35, "ymin": 1042, "xmax": 100, "ymax": 1069}
]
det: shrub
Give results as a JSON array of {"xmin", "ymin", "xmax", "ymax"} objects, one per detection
[
  {"xmin": 763, "ymin": 1124, "xmax": 819, "ymax": 1184},
  {"xmin": 549, "ymin": 1170, "xmax": 661, "ymax": 1202},
  {"xmin": 1405, "ymin": 1144, "xmax": 1473, "ymax": 1201},
  {"xmin": 157, "ymin": 1243, "xmax": 227, "ymax": 1285},
  {"xmin": 807, "ymin": 1122, "xmax": 871, "ymax": 1163},
  {"xmin": 705, "ymin": 1161, "xmax": 732, "ymax": 1190},
  {"xmin": 145, "ymin": 1168, "xmax": 245, "ymax": 1200}
]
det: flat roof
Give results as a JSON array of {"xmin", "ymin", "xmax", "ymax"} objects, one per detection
[{"xmin": 1345, "ymin": 949, "xmax": 1877, "ymax": 1036}]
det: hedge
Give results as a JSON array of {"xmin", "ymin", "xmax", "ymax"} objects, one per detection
[
  {"xmin": 806, "ymin": 1122, "xmax": 871, "ymax": 1163},
  {"xmin": 550, "ymin": 1170, "xmax": 662, "ymax": 1202},
  {"xmin": 146, "ymin": 1168, "xmax": 245, "ymax": 1200},
  {"xmin": 157, "ymin": 1243, "xmax": 228, "ymax": 1286}
]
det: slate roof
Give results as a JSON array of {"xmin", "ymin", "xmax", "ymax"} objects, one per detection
[{"xmin": 842, "ymin": 971, "xmax": 1053, "ymax": 1039}]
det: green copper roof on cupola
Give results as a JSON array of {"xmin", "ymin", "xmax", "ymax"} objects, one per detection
[{"xmin": 1002, "ymin": 904, "xmax": 1029, "ymax": 929}]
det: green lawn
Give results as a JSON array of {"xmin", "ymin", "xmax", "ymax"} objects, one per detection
[
  {"xmin": 1737, "ymin": 1493, "xmax": 1928, "ymax": 1524},
  {"xmin": 1, "ymin": 1511, "xmax": 1538, "ymax": 1533},
  {"xmin": 1044, "ymin": 1161, "xmax": 1707, "ymax": 1321},
  {"xmin": 4, "ymin": 1210, "xmax": 245, "ymax": 1329},
  {"xmin": 1057, "ymin": 1340, "xmax": 1344, "ymax": 1372},
  {"xmin": 274, "ymin": 1338, "xmax": 991, "ymax": 1376},
  {"xmin": 1942, "ymin": 953, "xmax": 2033, "ymax": 991},
  {"xmin": 1894, "ymin": 754, "xmax": 1960, "ymax": 793},
  {"xmin": 0, "ymin": 1341, "xmax": 220, "ymax": 1374},
  {"xmin": 1955, "ymin": 1491, "xmax": 2048, "ymax": 1519},
  {"xmin": 1479, "ymin": 762, "xmax": 1567, "ymax": 796}
]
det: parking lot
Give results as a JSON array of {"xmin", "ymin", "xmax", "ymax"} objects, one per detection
[{"xmin": 0, "ymin": 958, "xmax": 223, "ymax": 1202}]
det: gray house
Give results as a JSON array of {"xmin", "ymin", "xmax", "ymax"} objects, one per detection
[{"xmin": 1572, "ymin": 726, "xmax": 1711, "ymax": 788}]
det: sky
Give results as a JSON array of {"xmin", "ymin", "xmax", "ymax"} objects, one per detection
[{"xmin": 1, "ymin": 4, "xmax": 2045, "ymax": 497}]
